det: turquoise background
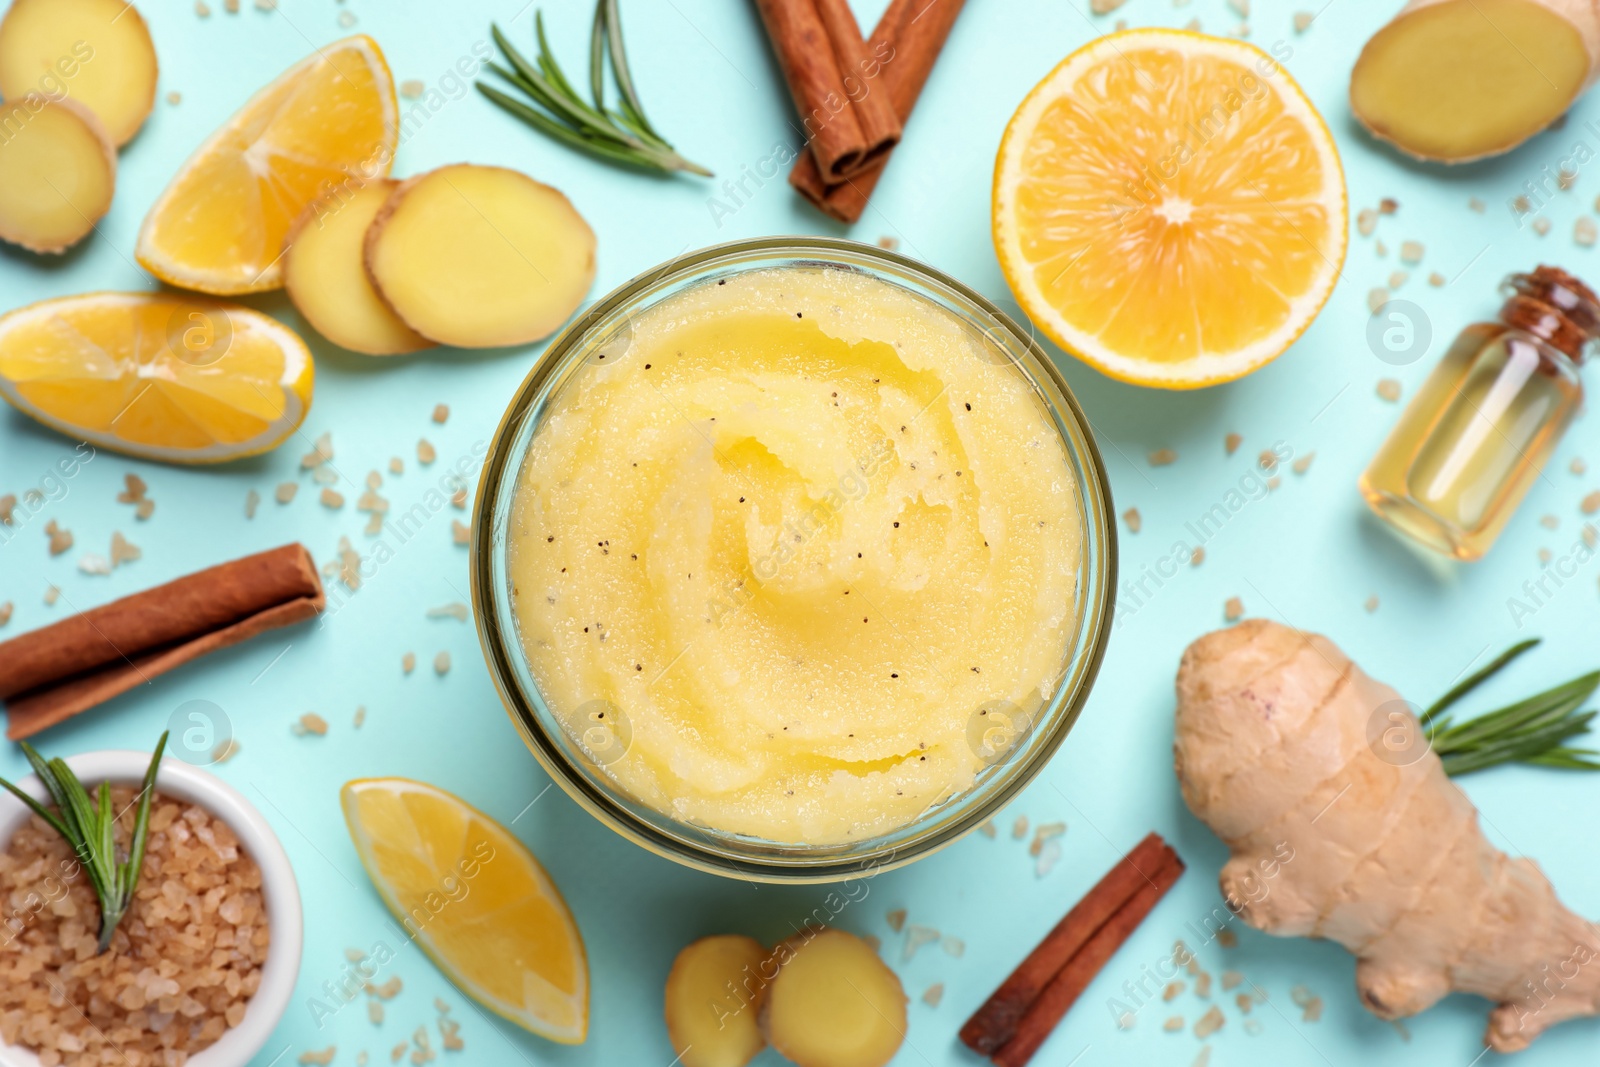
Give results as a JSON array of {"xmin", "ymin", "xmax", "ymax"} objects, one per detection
[{"xmin": 3, "ymin": 0, "xmax": 1599, "ymax": 1064}]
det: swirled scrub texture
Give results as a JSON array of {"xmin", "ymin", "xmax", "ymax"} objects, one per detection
[{"xmin": 508, "ymin": 267, "xmax": 1082, "ymax": 845}]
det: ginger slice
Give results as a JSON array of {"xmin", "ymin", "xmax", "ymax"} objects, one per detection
[
  {"xmin": 761, "ymin": 929, "xmax": 906, "ymax": 1067},
  {"xmin": 364, "ymin": 164, "xmax": 595, "ymax": 348},
  {"xmin": 0, "ymin": 0, "xmax": 158, "ymax": 147},
  {"xmin": 1351, "ymin": 0, "xmax": 1598, "ymax": 162},
  {"xmin": 664, "ymin": 935, "xmax": 769, "ymax": 1067},
  {"xmin": 0, "ymin": 96, "xmax": 115, "ymax": 253},
  {"xmin": 285, "ymin": 180, "xmax": 432, "ymax": 356}
]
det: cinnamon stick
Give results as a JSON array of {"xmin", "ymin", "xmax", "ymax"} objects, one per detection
[
  {"xmin": 0, "ymin": 544, "xmax": 324, "ymax": 739},
  {"xmin": 754, "ymin": 0, "xmax": 901, "ymax": 183},
  {"xmin": 991, "ymin": 848, "xmax": 1184, "ymax": 1067},
  {"xmin": 790, "ymin": 0, "xmax": 967, "ymax": 223},
  {"xmin": 960, "ymin": 832, "xmax": 1174, "ymax": 1054}
]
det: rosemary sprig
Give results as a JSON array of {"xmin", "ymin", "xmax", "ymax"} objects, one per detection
[
  {"xmin": 478, "ymin": 1, "xmax": 711, "ymax": 177},
  {"xmin": 1421, "ymin": 640, "xmax": 1600, "ymax": 775},
  {"xmin": 0, "ymin": 733, "xmax": 168, "ymax": 952}
]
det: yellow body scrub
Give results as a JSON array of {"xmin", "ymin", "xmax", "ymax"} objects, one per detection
[{"xmin": 507, "ymin": 266, "xmax": 1081, "ymax": 845}]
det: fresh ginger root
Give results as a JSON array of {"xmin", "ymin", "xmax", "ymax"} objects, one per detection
[
  {"xmin": 1351, "ymin": 0, "xmax": 1599, "ymax": 162},
  {"xmin": 760, "ymin": 929, "xmax": 906, "ymax": 1067},
  {"xmin": 0, "ymin": 96, "xmax": 115, "ymax": 253},
  {"xmin": 1175, "ymin": 619, "xmax": 1600, "ymax": 1052},
  {"xmin": 664, "ymin": 935, "xmax": 770, "ymax": 1067},
  {"xmin": 284, "ymin": 181, "xmax": 432, "ymax": 356},
  {"xmin": 0, "ymin": 0, "xmax": 158, "ymax": 147},
  {"xmin": 364, "ymin": 164, "xmax": 596, "ymax": 348}
]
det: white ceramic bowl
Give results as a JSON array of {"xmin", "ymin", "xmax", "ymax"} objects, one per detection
[{"xmin": 0, "ymin": 751, "xmax": 303, "ymax": 1067}]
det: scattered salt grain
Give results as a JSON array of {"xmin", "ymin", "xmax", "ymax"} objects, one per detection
[
  {"xmin": 1542, "ymin": 514, "xmax": 1561, "ymax": 530},
  {"xmin": 78, "ymin": 553, "xmax": 111, "ymax": 575},
  {"xmin": 276, "ymin": 482, "xmax": 298, "ymax": 504},
  {"xmin": 1190, "ymin": 546, "xmax": 1204, "ymax": 566},
  {"xmin": 0, "ymin": 602, "xmax": 11, "ymax": 627},
  {"xmin": 1090, "ymin": 0, "xmax": 1128, "ymax": 13},
  {"xmin": 1376, "ymin": 378, "xmax": 1402, "ymax": 402},
  {"xmin": 903, "ymin": 924, "xmax": 941, "ymax": 962},
  {"xmin": 1469, "ymin": 197, "xmax": 1486, "ymax": 213},
  {"xmin": 1582, "ymin": 491, "xmax": 1600, "ymax": 515},
  {"xmin": 1237, "ymin": 992, "xmax": 1253, "ymax": 1014},
  {"xmin": 886, "ymin": 908, "xmax": 907, "ymax": 933},
  {"xmin": 400, "ymin": 79, "xmax": 425, "ymax": 99},
  {"xmin": 368, "ymin": 977, "xmax": 403, "ymax": 999},
  {"xmin": 302, "ymin": 433, "xmax": 333, "ymax": 469},
  {"xmin": 339, "ymin": 9, "xmax": 356, "ymax": 26},
  {"xmin": 214, "ymin": 739, "xmax": 240, "ymax": 762},
  {"xmin": 942, "ymin": 935, "xmax": 965, "ymax": 958},
  {"xmin": 434, "ymin": 651, "xmax": 451, "ymax": 675},
  {"xmin": 978, "ymin": 820, "xmax": 997, "ymax": 838},
  {"xmin": 1035, "ymin": 836, "xmax": 1063, "ymax": 877},
  {"xmin": 1399, "ymin": 240, "xmax": 1423, "ymax": 264},
  {"xmin": 1194, "ymin": 969, "xmax": 1212, "ymax": 998},
  {"xmin": 196, "ymin": 0, "xmax": 211, "ymax": 14},
  {"xmin": 1364, "ymin": 595, "xmax": 1380, "ymax": 613},
  {"xmin": 1193, "ymin": 1048, "xmax": 1212, "ymax": 1067},
  {"xmin": 1258, "ymin": 449, "xmax": 1278, "ymax": 472},
  {"xmin": 922, "ymin": 982, "xmax": 945, "ymax": 1007},
  {"xmin": 246, "ymin": 488, "xmax": 260, "ymax": 518},
  {"xmin": 1534, "ymin": 217, "xmax": 1552, "ymax": 237},
  {"xmin": 1292, "ymin": 452, "xmax": 1314, "ymax": 475},
  {"xmin": 432, "ymin": 404, "xmax": 449, "ymax": 424},
  {"xmin": 354, "ymin": 705, "xmax": 366, "ymax": 728},
  {"xmin": 44, "ymin": 519, "xmax": 72, "ymax": 555},
  {"xmin": 1579, "ymin": 219, "xmax": 1599, "ymax": 248},
  {"xmin": 1194, "ymin": 1004, "xmax": 1225, "ymax": 1038},
  {"xmin": 369, "ymin": 1001, "xmax": 384, "ymax": 1024},
  {"xmin": 1224, "ymin": 432, "xmax": 1242, "ymax": 455},
  {"xmin": 1224, "ymin": 596, "xmax": 1244, "ymax": 622},
  {"xmin": 1388, "ymin": 270, "xmax": 1408, "ymax": 290},
  {"xmin": 428, "ymin": 603, "xmax": 470, "ymax": 621},
  {"xmin": 390, "ymin": 457, "xmax": 405, "ymax": 475},
  {"xmin": 1148, "ymin": 448, "xmax": 1177, "ymax": 466},
  {"xmin": 1028, "ymin": 821, "xmax": 1066, "ymax": 856},
  {"xmin": 300, "ymin": 1049, "xmax": 335, "ymax": 1066},
  {"xmin": 293, "ymin": 712, "xmax": 329, "ymax": 736},
  {"xmin": 877, "ymin": 236, "xmax": 899, "ymax": 250},
  {"xmin": 418, "ymin": 439, "xmax": 437, "ymax": 465},
  {"xmin": 1367, "ymin": 288, "xmax": 1389, "ymax": 314},
  {"xmin": 1164, "ymin": 1015, "xmax": 1184, "ymax": 1032},
  {"xmin": 451, "ymin": 519, "xmax": 471, "ymax": 544},
  {"xmin": 1428, "ymin": 272, "xmax": 1446, "ymax": 287},
  {"xmin": 321, "ymin": 488, "xmax": 345, "ymax": 509},
  {"xmin": 1356, "ymin": 209, "xmax": 1377, "ymax": 237},
  {"xmin": 403, "ymin": 652, "xmax": 416, "ymax": 674},
  {"xmin": 1122, "ymin": 507, "xmax": 1141, "ymax": 533},
  {"xmin": 1163, "ymin": 981, "xmax": 1185, "ymax": 1001},
  {"xmin": 1573, "ymin": 457, "xmax": 1588, "ymax": 475},
  {"xmin": 43, "ymin": 585, "xmax": 59, "ymax": 605},
  {"xmin": 1012, "ymin": 815, "xmax": 1029, "ymax": 839},
  {"xmin": 1292, "ymin": 9, "xmax": 1313, "ymax": 31},
  {"xmin": 0, "ymin": 494, "xmax": 13, "ymax": 525}
]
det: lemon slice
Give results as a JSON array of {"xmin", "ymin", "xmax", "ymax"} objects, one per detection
[
  {"xmin": 136, "ymin": 35, "xmax": 398, "ymax": 295},
  {"xmin": 340, "ymin": 778, "xmax": 589, "ymax": 1045},
  {"xmin": 994, "ymin": 29, "xmax": 1347, "ymax": 389},
  {"xmin": 0, "ymin": 292, "xmax": 312, "ymax": 464}
]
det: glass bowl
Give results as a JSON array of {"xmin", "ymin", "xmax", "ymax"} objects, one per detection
[{"xmin": 470, "ymin": 237, "xmax": 1116, "ymax": 883}]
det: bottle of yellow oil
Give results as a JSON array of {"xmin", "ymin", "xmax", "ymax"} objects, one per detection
[{"xmin": 1360, "ymin": 266, "xmax": 1600, "ymax": 560}]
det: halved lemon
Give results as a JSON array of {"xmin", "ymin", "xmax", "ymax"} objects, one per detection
[
  {"xmin": 136, "ymin": 35, "xmax": 398, "ymax": 295},
  {"xmin": 993, "ymin": 30, "xmax": 1347, "ymax": 389},
  {"xmin": 340, "ymin": 778, "xmax": 589, "ymax": 1045},
  {"xmin": 0, "ymin": 292, "xmax": 313, "ymax": 464}
]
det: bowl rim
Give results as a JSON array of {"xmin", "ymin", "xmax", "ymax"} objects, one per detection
[
  {"xmin": 0, "ymin": 750, "xmax": 303, "ymax": 1067},
  {"xmin": 470, "ymin": 235, "xmax": 1118, "ymax": 882}
]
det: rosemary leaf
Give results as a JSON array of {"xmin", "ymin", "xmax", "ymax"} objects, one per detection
[
  {"xmin": 1420, "ymin": 638, "xmax": 1539, "ymax": 727},
  {"xmin": 480, "ymin": 3, "xmax": 710, "ymax": 177}
]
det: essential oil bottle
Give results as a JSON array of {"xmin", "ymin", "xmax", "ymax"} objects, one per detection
[{"xmin": 1360, "ymin": 266, "xmax": 1600, "ymax": 561}]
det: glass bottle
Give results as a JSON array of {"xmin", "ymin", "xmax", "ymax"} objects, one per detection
[{"xmin": 1360, "ymin": 266, "xmax": 1600, "ymax": 561}]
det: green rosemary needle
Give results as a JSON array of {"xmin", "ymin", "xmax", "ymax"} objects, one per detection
[
  {"xmin": 0, "ymin": 732, "xmax": 168, "ymax": 952},
  {"xmin": 478, "ymin": 1, "xmax": 711, "ymax": 177},
  {"xmin": 1421, "ymin": 640, "xmax": 1600, "ymax": 776}
]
